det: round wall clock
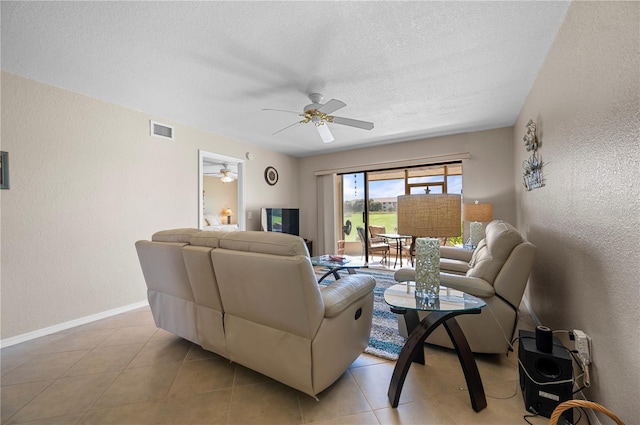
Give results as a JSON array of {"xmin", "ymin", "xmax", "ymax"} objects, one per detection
[{"xmin": 264, "ymin": 166, "xmax": 278, "ymax": 186}]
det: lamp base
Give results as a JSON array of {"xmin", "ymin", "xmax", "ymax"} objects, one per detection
[
  {"xmin": 414, "ymin": 237, "xmax": 440, "ymax": 306},
  {"xmin": 469, "ymin": 221, "xmax": 483, "ymax": 247},
  {"xmin": 227, "ymin": 216, "xmax": 231, "ymax": 224},
  {"xmin": 464, "ymin": 237, "xmax": 476, "ymax": 250},
  {"xmin": 415, "ymin": 291, "xmax": 440, "ymax": 309}
]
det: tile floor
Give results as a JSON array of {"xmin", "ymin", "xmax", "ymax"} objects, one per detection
[{"xmin": 2, "ymin": 305, "xmax": 583, "ymax": 424}]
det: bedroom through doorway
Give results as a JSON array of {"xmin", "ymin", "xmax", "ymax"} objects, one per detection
[{"xmin": 198, "ymin": 150, "xmax": 246, "ymax": 231}]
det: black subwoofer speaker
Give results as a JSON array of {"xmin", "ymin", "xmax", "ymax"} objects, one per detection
[{"xmin": 518, "ymin": 330, "xmax": 573, "ymax": 423}]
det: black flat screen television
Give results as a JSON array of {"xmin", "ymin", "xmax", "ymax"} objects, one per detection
[{"xmin": 261, "ymin": 208, "xmax": 300, "ymax": 236}]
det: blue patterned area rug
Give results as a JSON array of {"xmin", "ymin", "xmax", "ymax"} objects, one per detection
[{"xmin": 315, "ymin": 267, "xmax": 405, "ymax": 360}]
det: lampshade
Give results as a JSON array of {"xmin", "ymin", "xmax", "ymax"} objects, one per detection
[
  {"xmin": 463, "ymin": 203, "xmax": 493, "ymax": 222},
  {"xmin": 397, "ymin": 194, "xmax": 461, "ymax": 237},
  {"xmin": 220, "ymin": 175, "xmax": 233, "ymax": 183},
  {"xmin": 224, "ymin": 208, "xmax": 233, "ymax": 216}
]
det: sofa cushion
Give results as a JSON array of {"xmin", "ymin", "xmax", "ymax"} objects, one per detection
[
  {"xmin": 152, "ymin": 228, "xmax": 200, "ymax": 243},
  {"xmin": 190, "ymin": 230, "xmax": 226, "ymax": 248},
  {"xmin": 219, "ymin": 231, "xmax": 308, "ymax": 256},
  {"xmin": 467, "ymin": 220, "xmax": 522, "ymax": 283},
  {"xmin": 440, "ymin": 258, "xmax": 471, "ymax": 274},
  {"xmin": 468, "ymin": 239, "xmax": 487, "ymax": 268}
]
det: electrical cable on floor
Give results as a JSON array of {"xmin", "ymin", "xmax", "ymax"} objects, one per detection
[
  {"xmin": 573, "ymin": 385, "xmax": 587, "ymax": 395},
  {"xmin": 523, "ymin": 409, "xmax": 539, "ymax": 425},
  {"xmin": 486, "ymin": 367, "xmax": 519, "ymax": 400}
]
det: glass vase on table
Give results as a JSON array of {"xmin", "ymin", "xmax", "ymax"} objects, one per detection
[{"xmin": 414, "ymin": 237, "xmax": 440, "ymax": 305}]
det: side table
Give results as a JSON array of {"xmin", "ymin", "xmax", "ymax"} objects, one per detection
[
  {"xmin": 384, "ymin": 282, "xmax": 487, "ymax": 412},
  {"xmin": 310, "ymin": 255, "xmax": 366, "ymax": 282}
]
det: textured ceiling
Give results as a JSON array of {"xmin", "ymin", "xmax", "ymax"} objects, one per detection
[{"xmin": 1, "ymin": 1, "xmax": 570, "ymax": 157}]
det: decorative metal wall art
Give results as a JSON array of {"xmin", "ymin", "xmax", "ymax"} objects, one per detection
[{"xmin": 522, "ymin": 119, "xmax": 544, "ymax": 191}]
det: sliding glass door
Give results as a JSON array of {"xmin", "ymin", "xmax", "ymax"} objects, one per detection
[
  {"xmin": 338, "ymin": 163, "xmax": 463, "ymax": 265},
  {"xmin": 340, "ymin": 172, "xmax": 369, "ymax": 262}
]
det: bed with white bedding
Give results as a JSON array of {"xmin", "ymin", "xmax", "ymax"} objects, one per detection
[
  {"xmin": 203, "ymin": 214, "xmax": 239, "ymax": 232},
  {"xmin": 203, "ymin": 224, "xmax": 239, "ymax": 231}
]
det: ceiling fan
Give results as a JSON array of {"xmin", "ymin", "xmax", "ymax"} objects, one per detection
[
  {"xmin": 263, "ymin": 93, "xmax": 374, "ymax": 143},
  {"xmin": 204, "ymin": 163, "xmax": 237, "ymax": 183}
]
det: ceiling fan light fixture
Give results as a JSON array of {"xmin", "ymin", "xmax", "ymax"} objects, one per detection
[
  {"xmin": 264, "ymin": 93, "xmax": 373, "ymax": 144},
  {"xmin": 219, "ymin": 166, "xmax": 234, "ymax": 183}
]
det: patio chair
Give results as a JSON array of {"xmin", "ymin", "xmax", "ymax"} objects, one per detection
[{"xmin": 357, "ymin": 226, "xmax": 390, "ymax": 264}]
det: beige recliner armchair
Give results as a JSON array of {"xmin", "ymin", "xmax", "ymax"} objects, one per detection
[{"xmin": 394, "ymin": 220, "xmax": 536, "ymax": 354}]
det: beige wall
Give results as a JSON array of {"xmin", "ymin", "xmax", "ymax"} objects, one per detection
[
  {"xmin": 0, "ymin": 72, "xmax": 299, "ymax": 339},
  {"xmin": 298, "ymin": 127, "xmax": 516, "ymax": 252},
  {"xmin": 514, "ymin": 2, "xmax": 639, "ymax": 421}
]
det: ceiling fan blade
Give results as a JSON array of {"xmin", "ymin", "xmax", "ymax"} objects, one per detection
[
  {"xmin": 331, "ymin": 116, "xmax": 374, "ymax": 130},
  {"xmin": 272, "ymin": 121, "xmax": 302, "ymax": 136},
  {"xmin": 318, "ymin": 99, "xmax": 346, "ymax": 114},
  {"xmin": 316, "ymin": 123, "xmax": 334, "ymax": 143},
  {"xmin": 262, "ymin": 108, "xmax": 302, "ymax": 115}
]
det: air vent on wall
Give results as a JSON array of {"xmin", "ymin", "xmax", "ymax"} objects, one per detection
[{"xmin": 150, "ymin": 121, "xmax": 174, "ymax": 140}]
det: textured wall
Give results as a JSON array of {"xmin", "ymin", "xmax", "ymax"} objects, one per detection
[
  {"xmin": 0, "ymin": 72, "xmax": 298, "ymax": 339},
  {"xmin": 514, "ymin": 2, "xmax": 640, "ymax": 422},
  {"xmin": 298, "ymin": 127, "xmax": 516, "ymax": 249}
]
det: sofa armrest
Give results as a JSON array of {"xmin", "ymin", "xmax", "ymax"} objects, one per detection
[
  {"xmin": 440, "ymin": 246, "xmax": 474, "ymax": 262},
  {"xmin": 395, "ymin": 268, "xmax": 494, "ymax": 298},
  {"xmin": 321, "ymin": 275, "xmax": 375, "ymax": 318},
  {"xmin": 439, "ymin": 273, "xmax": 495, "ymax": 298},
  {"xmin": 394, "ymin": 267, "xmax": 416, "ymax": 283}
]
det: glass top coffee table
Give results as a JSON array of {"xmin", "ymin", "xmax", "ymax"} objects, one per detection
[
  {"xmin": 384, "ymin": 282, "xmax": 487, "ymax": 412},
  {"xmin": 310, "ymin": 255, "xmax": 366, "ymax": 282}
]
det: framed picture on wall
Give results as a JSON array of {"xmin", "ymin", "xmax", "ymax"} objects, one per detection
[
  {"xmin": 0, "ymin": 151, "xmax": 8, "ymax": 190},
  {"xmin": 264, "ymin": 166, "xmax": 278, "ymax": 186}
]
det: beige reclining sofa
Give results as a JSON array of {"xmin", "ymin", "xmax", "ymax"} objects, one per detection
[
  {"xmin": 136, "ymin": 229, "xmax": 376, "ymax": 397},
  {"xmin": 394, "ymin": 220, "xmax": 536, "ymax": 354}
]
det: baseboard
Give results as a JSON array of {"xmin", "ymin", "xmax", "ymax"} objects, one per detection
[
  {"xmin": 0, "ymin": 300, "xmax": 149, "ymax": 348},
  {"xmin": 571, "ymin": 393, "xmax": 603, "ymax": 425},
  {"xmin": 521, "ymin": 295, "xmax": 541, "ymax": 327}
]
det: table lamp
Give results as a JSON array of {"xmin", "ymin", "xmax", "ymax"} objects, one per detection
[
  {"xmin": 224, "ymin": 208, "xmax": 233, "ymax": 224},
  {"xmin": 463, "ymin": 201, "xmax": 493, "ymax": 248},
  {"xmin": 397, "ymin": 194, "xmax": 461, "ymax": 300},
  {"xmin": 397, "ymin": 194, "xmax": 462, "ymax": 240}
]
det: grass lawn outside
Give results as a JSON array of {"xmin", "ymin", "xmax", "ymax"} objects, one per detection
[
  {"xmin": 342, "ymin": 212, "xmax": 398, "ymax": 242},
  {"xmin": 341, "ymin": 211, "xmax": 463, "ymax": 246}
]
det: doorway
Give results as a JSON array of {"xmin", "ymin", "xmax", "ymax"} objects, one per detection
[{"xmin": 198, "ymin": 150, "xmax": 246, "ymax": 230}]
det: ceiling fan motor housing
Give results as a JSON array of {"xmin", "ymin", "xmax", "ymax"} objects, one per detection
[{"xmin": 304, "ymin": 93, "xmax": 324, "ymax": 112}]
